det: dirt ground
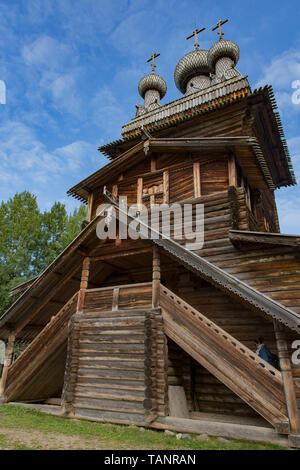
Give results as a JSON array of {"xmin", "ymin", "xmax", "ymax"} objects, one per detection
[{"xmin": 0, "ymin": 427, "xmax": 136, "ymax": 450}]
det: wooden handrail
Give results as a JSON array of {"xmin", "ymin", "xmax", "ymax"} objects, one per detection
[
  {"xmin": 159, "ymin": 284, "xmax": 289, "ymax": 432},
  {"xmin": 4, "ymin": 293, "xmax": 78, "ymax": 401},
  {"xmin": 160, "ymin": 284, "xmax": 282, "ymax": 380},
  {"xmin": 85, "ymin": 282, "xmax": 152, "ymax": 293}
]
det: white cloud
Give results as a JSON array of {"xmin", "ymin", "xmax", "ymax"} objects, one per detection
[
  {"xmin": 55, "ymin": 140, "xmax": 100, "ymax": 172},
  {"xmin": 21, "ymin": 35, "xmax": 83, "ymax": 116},
  {"xmin": 22, "ymin": 35, "xmax": 76, "ymax": 71},
  {"xmin": 256, "ymin": 50, "xmax": 300, "ymax": 89},
  {"xmin": 255, "ymin": 49, "xmax": 300, "ymax": 116},
  {"xmin": 0, "ymin": 120, "xmax": 106, "ymax": 203}
]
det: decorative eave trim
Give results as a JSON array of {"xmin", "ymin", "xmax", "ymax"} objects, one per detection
[
  {"xmin": 252, "ymin": 85, "xmax": 296, "ymax": 187},
  {"xmin": 229, "ymin": 230, "xmax": 300, "ymax": 247}
]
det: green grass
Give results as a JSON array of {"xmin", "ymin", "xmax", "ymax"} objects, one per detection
[{"xmin": 0, "ymin": 405, "xmax": 288, "ymax": 450}]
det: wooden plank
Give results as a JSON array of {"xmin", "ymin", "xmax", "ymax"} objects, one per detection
[
  {"xmin": 228, "ymin": 154, "xmax": 237, "ymax": 187},
  {"xmin": 86, "ymin": 193, "xmax": 94, "ymax": 223},
  {"xmin": 193, "ymin": 163, "xmax": 201, "ymax": 198},
  {"xmin": 152, "ymin": 416, "xmax": 289, "ymax": 447}
]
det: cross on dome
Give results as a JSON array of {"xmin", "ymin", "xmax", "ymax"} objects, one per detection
[
  {"xmin": 147, "ymin": 53, "xmax": 160, "ymax": 73},
  {"xmin": 212, "ymin": 19, "xmax": 228, "ymax": 40},
  {"xmin": 186, "ymin": 26, "xmax": 205, "ymax": 50}
]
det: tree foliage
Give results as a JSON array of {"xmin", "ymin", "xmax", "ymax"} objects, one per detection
[{"xmin": 0, "ymin": 191, "xmax": 86, "ymax": 317}]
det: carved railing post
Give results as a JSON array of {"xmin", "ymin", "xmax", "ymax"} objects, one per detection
[
  {"xmin": 152, "ymin": 246, "xmax": 160, "ymax": 308},
  {"xmin": 274, "ymin": 320, "xmax": 299, "ymax": 433},
  {"xmin": 61, "ymin": 313, "xmax": 82, "ymax": 417},
  {"xmin": 76, "ymin": 256, "xmax": 90, "ymax": 313}
]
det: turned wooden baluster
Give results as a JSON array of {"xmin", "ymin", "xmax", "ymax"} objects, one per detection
[
  {"xmin": 76, "ymin": 257, "xmax": 90, "ymax": 313},
  {"xmin": 152, "ymin": 246, "xmax": 160, "ymax": 308}
]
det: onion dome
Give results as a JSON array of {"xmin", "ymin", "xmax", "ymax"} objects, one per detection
[
  {"xmin": 208, "ymin": 39, "xmax": 240, "ymax": 71},
  {"xmin": 174, "ymin": 49, "xmax": 211, "ymax": 94},
  {"xmin": 138, "ymin": 73, "xmax": 167, "ymax": 100}
]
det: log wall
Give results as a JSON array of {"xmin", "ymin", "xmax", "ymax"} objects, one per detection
[{"xmin": 61, "ymin": 285, "xmax": 168, "ymax": 425}]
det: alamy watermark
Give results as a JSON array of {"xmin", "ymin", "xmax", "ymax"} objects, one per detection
[
  {"xmin": 291, "ymin": 340, "xmax": 300, "ymax": 365},
  {"xmin": 96, "ymin": 196, "xmax": 205, "ymax": 251},
  {"xmin": 291, "ymin": 80, "xmax": 300, "ymax": 105}
]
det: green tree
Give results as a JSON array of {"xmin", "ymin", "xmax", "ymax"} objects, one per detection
[
  {"xmin": 0, "ymin": 191, "xmax": 86, "ymax": 317},
  {"xmin": 38, "ymin": 202, "xmax": 68, "ymax": 271},
  {"xmin": 62, "ymin": 205, "xmax": 87, "ymax": 248},
  {"xmin": 0, "ymin": 191, "xmax": 41, "ymax": 280}
]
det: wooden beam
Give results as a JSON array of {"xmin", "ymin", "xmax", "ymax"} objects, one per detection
[
  {"xmin": 112, "ymin": 288, "xmax": 120, "ymax": 311},
  {"xmin": 274, "ymin": 321, "xmax": 300, "ymax": 433},
  {"xmin": 163, "ymin": 170, "xmax": 169, "ymax": 204},
  {"xmin": 90, "ymin": 247, "xmax": 152, "ymax": 262},
  {"xmin": 86, "ymin": 193, "xmax": 94, "ymax": 223},
  {"xmin": 137, "ymin": 177, "xmax": 143, "ymax": 206},
  {"xmin": 193, "ymin": 162, "xmax": 201, "ymax": 198},
  {"xmin": 152, "ymin": 416, "xmax": 289, "ymax": 447},
  {"xmin": 0, "ymin": 334, "xmax": 15, "ymax": 399},
  {"xmin": 76, "ymin": 257, "xmax": 90, "ymax": 312},
  {"xmin": 228, "ymin": 154, "xmax": 237, "ymax": 187}
]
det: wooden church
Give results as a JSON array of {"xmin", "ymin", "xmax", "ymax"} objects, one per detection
[{"xmin": 1, "ymin": 21, "xmax": 300, "ymax": 447}]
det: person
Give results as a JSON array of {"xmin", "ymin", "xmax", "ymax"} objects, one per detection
[{"xmin": 254, "ymin": 338, "xmax": 277, "ymax": 368}]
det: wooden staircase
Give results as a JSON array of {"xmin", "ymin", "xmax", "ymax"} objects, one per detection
[
  {"xmin": 3, "ymin": 293, "xmax": 78, "ymax": 403},
  {"xmin": 159, "ymin": 285, "xmax": 290, "ymax": 433}
]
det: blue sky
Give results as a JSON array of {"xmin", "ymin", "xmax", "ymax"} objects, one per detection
[{"xmin": 0, "ymin": 0, "xmax": 300, "ymax": 233}]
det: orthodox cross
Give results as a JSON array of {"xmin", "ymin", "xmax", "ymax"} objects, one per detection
[
  {"xmin": 147, "ymin": 53, "xmax": 160, "ymax": 73},
  {"xmin": 212, "ymin": 19, "xmax": 228, "ymax": 40},
  {"xmin": 186, "ymin": 27, "xmax": 205, "ymax": 50}
]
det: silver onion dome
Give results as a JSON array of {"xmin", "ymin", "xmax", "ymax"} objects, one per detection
[
  {"xmin": 208, "ymin": 39, "xmax": 240, "ymax": 70},
  {"xmin": 138, "ymin": 73, "xmax": 167, "ymax": 99},
  {"xmin": 174, "ymin": 49, "xmax": 211, "ymax": 94}
]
